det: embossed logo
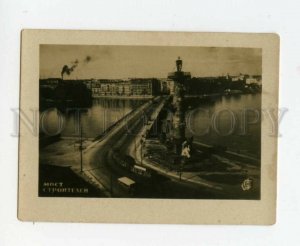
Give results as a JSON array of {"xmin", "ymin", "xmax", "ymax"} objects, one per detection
[{"xmin": 241, "ymin": 178, "xmax": 253, "ymax": 191}]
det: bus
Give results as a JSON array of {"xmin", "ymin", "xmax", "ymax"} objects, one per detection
[
  {"xmin": 118, "ymin": 177, "xmax": 135, "ymax": 193},
  {"xmin": 131, "ymin": 165, "xmax": 151, "ymax": 178}
]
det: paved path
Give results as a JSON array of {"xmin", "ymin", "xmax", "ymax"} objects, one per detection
[{"xmin": 79, "ymin": 96, "xmax": 165, "ymax": 196}]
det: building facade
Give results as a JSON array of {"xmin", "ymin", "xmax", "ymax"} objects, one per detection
[{"xmin": 91, "ymin": 78, "xmax": 161, "ymax": 97}]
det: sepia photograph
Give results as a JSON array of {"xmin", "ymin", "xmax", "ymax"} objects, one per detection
[
  {"xmin": 2, "ymin": 0, "xmax": 299, "ymax": 243},
  {"xmin": 39, "ymin": 44, "xmax": 262, "ymax": 199},
  {"xmin": 18, "ymin": 30, "xmax": 278, "ymax": 224}
]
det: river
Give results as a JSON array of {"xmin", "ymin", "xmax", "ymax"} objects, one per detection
[
  {"xmin": 40, "ymin": 98, "xmax": 148, "ymax": 139},
  {"xmin": 40, "ymin": 94, "xmax": 261, "ymax": 158},
  {"xmin": 185, "ymin": 93, "xmax": 261, "ymax": 158}
]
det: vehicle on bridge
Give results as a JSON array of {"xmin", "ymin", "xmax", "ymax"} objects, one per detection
[
  {"xmin": 131, "ymin": 165, "xmax": 151, "ymax": 178},
  {"xmin": 118, "ymin": 176, "xmax": 135, "ymax": 194}
]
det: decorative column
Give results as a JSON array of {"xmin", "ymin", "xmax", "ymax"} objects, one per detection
[{"xmin": 168, "ymin": 57, "xmax": 191, "ymax": 154}]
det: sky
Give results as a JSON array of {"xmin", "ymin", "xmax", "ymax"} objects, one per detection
[{"xmin": 40, "ymin": 45, "xmax": 262, "ymax": 79}]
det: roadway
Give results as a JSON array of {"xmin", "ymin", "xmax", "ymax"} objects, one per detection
[
  {"xmin": 83, "ymin": 96, "xmax": 226, "ymax": 198},
  {"xmin": 82, "ymin": 96, "xmax": 161, "ymax": 196}
]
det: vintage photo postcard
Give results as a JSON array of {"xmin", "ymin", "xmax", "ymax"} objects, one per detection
[{"xmin": 18, "ymin": 30, "xmax": 279, "ymax": 224}]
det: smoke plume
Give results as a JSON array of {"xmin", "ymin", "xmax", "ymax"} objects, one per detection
[
  {"xmin": 61, "ymin": 59, "xmax": 78, "ymax": 79},
  {"xmin": 61, "ymin": 56, "xmax": 92, "ymax": 79}
]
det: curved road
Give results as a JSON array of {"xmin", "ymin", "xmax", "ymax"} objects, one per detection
[{"xmin": 83, "ymin": 96, "xmax": 227, "ymax": 198}]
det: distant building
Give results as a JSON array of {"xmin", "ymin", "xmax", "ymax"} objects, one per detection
[
  {"xmin": 246, "ymin": 78, "xmax": 258, "ymax": 85},
  {"xmin": 90, "ymin": 78, "xmax": 161, "ymax": 97},
  {"xmin": 231, "ymin": 74, "xmax": 246, "ymax": 82},
  {"xmin": 130, "ymin": 78, "xmax": 161, "ymax": 96},
  {"xmin": 39, "ymin": 78, "xmax": 61, "ymax": 89},
  {"xmin": 91, "ymin": 79, "xmax": 130, "ymax": 96}
]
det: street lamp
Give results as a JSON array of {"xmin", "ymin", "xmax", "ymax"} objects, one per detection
[
  {"xmin": 140, "ymin": 135, "xmax": 145, "ymax": 166},
  {"xmin": 135, "ymin": 135, "xmax": 137, "ymax": 157},
  {"xmin": 79, "ymin": 125, "xmax": 83, "ymax": 172}
]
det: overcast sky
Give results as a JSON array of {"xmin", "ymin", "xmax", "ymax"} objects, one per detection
[{"xmin": 40, "ymin": 45, "xmax": 262, "ymax": 79}]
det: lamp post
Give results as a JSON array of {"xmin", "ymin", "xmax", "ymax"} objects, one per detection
[
  {"xmin": 79, "ymin": 121, "xmax": 84, "ymax": 172},
  {"xmin": 135, "ymin": 135, "xmax": 137, "ymax": 157},
  {"xmin": 140, "ymin": 135, "xmax": 145, "ymax": 166},
  {"xmin": 110, "ymin": 173, "xmax": 113, "ymax": 197}
]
